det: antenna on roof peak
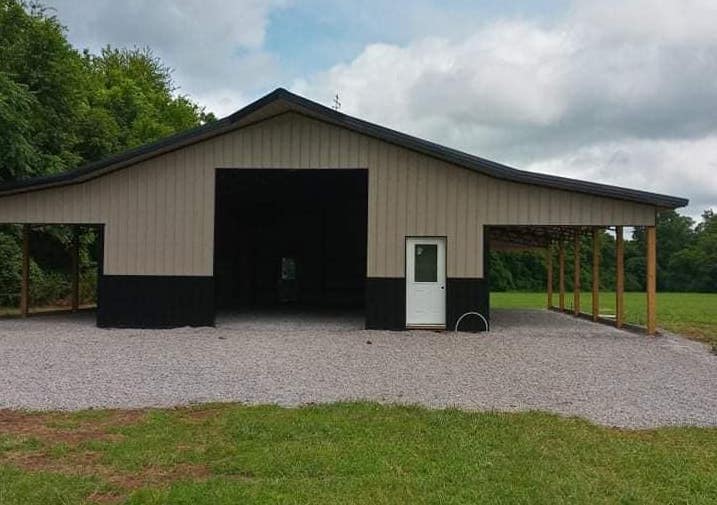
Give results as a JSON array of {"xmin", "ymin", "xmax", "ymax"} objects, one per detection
[{"xmin": 332, "ymin": 93, "xmax": 341, "ymax": 111}]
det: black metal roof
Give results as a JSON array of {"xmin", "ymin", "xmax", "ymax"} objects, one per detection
[{"xmin": 0, "ymin": 87, "xmax": 689, "ymax": 208}]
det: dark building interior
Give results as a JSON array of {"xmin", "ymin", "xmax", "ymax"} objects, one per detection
[{"xmin": 214, "ymin": 169, "xmax": 368, "ymax": 311}]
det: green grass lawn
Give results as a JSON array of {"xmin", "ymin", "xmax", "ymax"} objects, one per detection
[
  {"xmin": 492, "ymin": 292, "xmax": 717, "ymax": 346},
  {"xmin": 0, "ymin": 403, "xmax": 716, "ymax": 505}
]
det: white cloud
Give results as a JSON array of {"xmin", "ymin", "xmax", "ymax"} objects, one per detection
[
  {"xmin": 293, "ymin": 0, "xmax": 717, "ymax": 217},
  {"xmin": 527, "ymin": 136, "xmax": 717, "ymax": 214},
  {"xmin": 571, "ymin": 0, "xmax": 717, "ymax": 45},
  {"xmin": 47, "ymin": 0, "xmax": 287, "ymax": 115}
]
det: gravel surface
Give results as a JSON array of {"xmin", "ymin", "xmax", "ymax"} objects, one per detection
[{"xmin": 0, "ymin": 309, "xmax": 715, "ymax": 428}]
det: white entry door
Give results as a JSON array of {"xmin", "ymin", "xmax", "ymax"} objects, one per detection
[{"xmin": 405, "ymin": 237, "xmax": 446, "ymax": 327}]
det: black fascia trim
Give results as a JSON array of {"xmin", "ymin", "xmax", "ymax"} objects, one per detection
[{"xmin": 0, "ymin": 87, "xmax": 689, "ymax": 209}]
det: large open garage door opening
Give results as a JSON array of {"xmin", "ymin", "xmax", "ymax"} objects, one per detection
[{"xmin": 214, "ymin": 169, "xmax": 368, "ymax": 326}]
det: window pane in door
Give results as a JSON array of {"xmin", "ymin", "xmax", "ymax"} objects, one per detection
[
  {"xmin": 281, "ymin": 257, "xmax": 296, "ymax": 280},
  {"xmin": 414, "ymin": 244, "xmax": 437, "ymax": 282}
]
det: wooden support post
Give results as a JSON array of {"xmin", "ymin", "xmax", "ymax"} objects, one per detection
[
  {"xmin": 71, "ymin": 226, "xmax": 80, "ymax": 312},
  {"xmin": 546, "ymin": 244, "xmax": 553, "ymax": 309},
  {"xmin": 558, "ymin": 240, "xmax": 565, "ymax": 311},
  {"xmin": 592, "ymin": 229, "xmax": 600, "ymax": 321},
  {"xmin": 615, "ymin": 226, "xmax": 624, "ymax": 328},
  {"xmin": 573, "ymin": 232, "xmax": 581, "ymax": 315},
  {"xmin": 646, "ymin": 226, "xmax": 657, "ymax": 335},
  {"xmin": 20, "ymin": 225, "xmax": 30, "ymax": 317}
]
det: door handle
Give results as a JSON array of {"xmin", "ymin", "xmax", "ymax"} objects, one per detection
[{"xmin": 440, "ymin": 286, "xmax": 445, "ymax": 290}]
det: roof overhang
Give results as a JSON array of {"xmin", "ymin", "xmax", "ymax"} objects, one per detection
[{"xmin": 0, "ymin": 88, "xmax": 690, "ymax": 209}]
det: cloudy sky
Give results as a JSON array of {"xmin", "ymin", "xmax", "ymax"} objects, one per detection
[{"xmin": 47, "ymin": 0, "xmax": 717, "ymax": 218}]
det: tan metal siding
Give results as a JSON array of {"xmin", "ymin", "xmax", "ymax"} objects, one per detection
[{"xmin": 0, "ymin": 112, "xmax": 657, "ymax": 277}]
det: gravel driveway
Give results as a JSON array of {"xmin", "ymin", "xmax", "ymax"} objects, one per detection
[{"xmin": 0, "ymin": 309, "xmax": 715, "ymax": 428}]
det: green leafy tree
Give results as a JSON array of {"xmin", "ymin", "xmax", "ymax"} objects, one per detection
[
  {"xmin": 488, "ymin": 252, "xmax": 515, "ymax": 291},
  {"xmin": 79, "ymin": 47, "xmax": 215, "ymax": 160},
  {"xmin": 0, "ymin": 0, "xmax": 86, "ymax": 178},
  {"xmin": 631, "ymin": 210, "xmax": 696, "ymax": 290},
  {"xmin": 0, "ymin": 73, "xmax": 40, "ymax": 180},
  {"xmin": 667, "ymin": 211, "xmax": 717, "ymax": 292},
  {"xmin": 0, "ymin": 225, "xmax": 22, "ymax": 305}
]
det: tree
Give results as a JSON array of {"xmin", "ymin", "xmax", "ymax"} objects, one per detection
[
  {"xmin": 630, "ymin": 211, "xmax": 696, "ymax": 290},
  {"xmin": 488, "ymin": 252, "xmax": 515, "ymax": 291},
  {"xmin": 667, "ymin": 211, "xmax": 717, "ymax": 292},
  {"xmin": 78, "ymin": 47, "xmax": 215, "ymax": 160},
  {"xmin": 0, "ymin": 0, "xmax": 87, "ymax": 178},
  {"xmin": 0, "ymin": 73, "xmax": 40, "ymax": 180}
]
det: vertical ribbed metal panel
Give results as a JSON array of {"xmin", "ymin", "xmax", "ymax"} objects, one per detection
[{"xmin": 0, "ymin": 111, "xmax": 658, "ymax": 277}]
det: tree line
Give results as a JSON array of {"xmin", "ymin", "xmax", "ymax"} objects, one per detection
[{"xmin": 490, "ymin": 210, "xmax": 717, "ymax": 293}]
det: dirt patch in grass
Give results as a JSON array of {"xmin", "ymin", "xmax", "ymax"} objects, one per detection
[
  {"xmin": 0, "ymin": 407, "xmax": 225, "ymax": 503},
  {"xmin": 90, "ymin": 462, "xmax": 212, "ymax": 504},
  {"xmin": 3, "ymin": 447, "xmax": 212, "ymax": 504},
  {"xmin": 4, "ymin": 449, "xmax": 103, "ymax": 473},
  {"xmin": 180, "ymin": 404, "xmax": 228, "ymax": 423},
  {"xmin": 0, "ymin": 409, "xmax": 145, "ymax": 444}
]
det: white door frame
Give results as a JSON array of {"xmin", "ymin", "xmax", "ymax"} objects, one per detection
[{"xmin": 405, "ymin": 236, "xmax": 447, "ymax": 328}]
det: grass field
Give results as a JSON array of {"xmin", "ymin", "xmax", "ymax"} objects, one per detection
[
  {"xmin": 0, "ymin": 403, "xmax": 716, "ymax": 505},
  {"xmin": 491, "ymin": 292, "xmax": 717, "ymax": 346}
]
